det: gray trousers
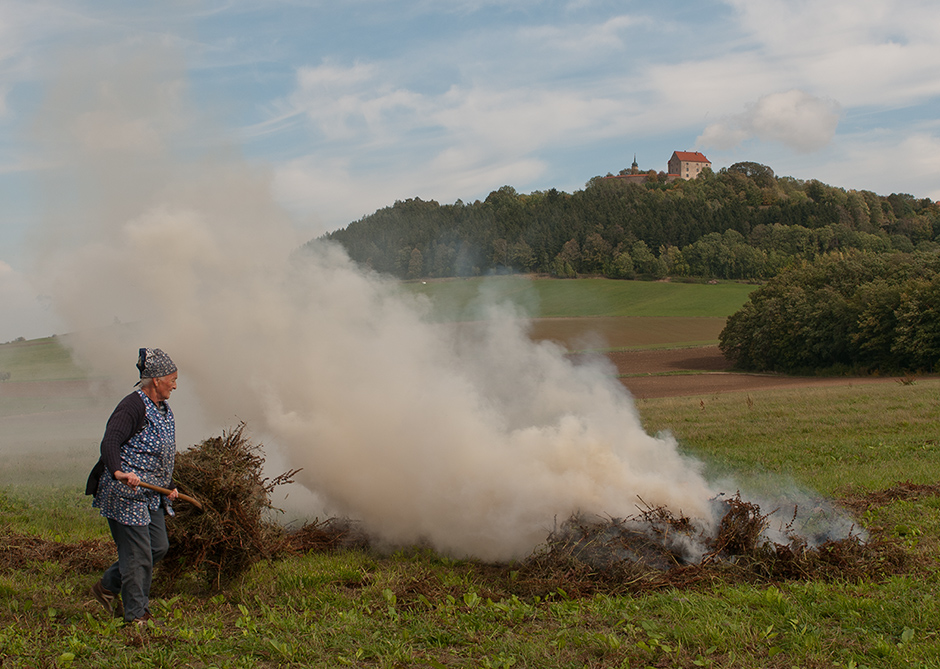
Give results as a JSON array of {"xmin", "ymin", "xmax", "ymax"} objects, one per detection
[{"xmin": 102, "ymin": 507, "xmax": 169, "ymax": 622}]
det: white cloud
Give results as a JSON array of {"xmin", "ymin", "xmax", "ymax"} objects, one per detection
[
  {"xmin": 812, "ymin": 128, "xmax": 940, "ymax": 201},
  {"xmin": 644, "ymin": 53, "xmax": 780, "ymax": 120},
  {"xmin": 724, "ymin": 0, "xmax": 940, "ymax": 56},
  {"xmin": 275, "ymin": 58, "xmax": 637, "ymax": 227},
  {"xmin": 721, "ymin": 0, "xmax": 940, "ymax": 108},
  {"xmin": 289, "ymin": 58, "xmax": 628, "ymax": 155},
  {"xmin": 698, "ymin": 90, "xmax": 841, "ymax": 153},
  {"xmin": 697, "ymin": 124, "xmax": 749, "ymax": 152},
  {"xmin": 433, "ymin": 85, "xmax": 623, "ymax": 153},
  {"xmin": 517, "ymin": 14, "xmax": 640, "ymax": 53},
  {"xmin": 290, "ymin": 61, "xmax": 427, "ymax": 142},
  {"xmin": 272, "ymin": 150, "xmax": 545, "ymax": 232}
]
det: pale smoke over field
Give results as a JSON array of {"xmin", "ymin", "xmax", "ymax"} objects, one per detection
[{"xmin": 26, "ymin": 42, "xmax": 725, "ymax": 560}]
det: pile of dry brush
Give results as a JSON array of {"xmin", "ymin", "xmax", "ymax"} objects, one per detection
[{"xmin": 162, "ymin": 424, "xmax": 363, "ymax": 588}]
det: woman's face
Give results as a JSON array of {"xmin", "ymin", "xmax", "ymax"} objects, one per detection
[{"xmin": 152, "ymin": 371, "xmax": 178, "ymax": 402}]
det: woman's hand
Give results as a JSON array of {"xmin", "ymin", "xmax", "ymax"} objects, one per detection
[
  {"xmin": 168, "ymin": 488, "xmax": 179, "ymax": 502},
  {"xmin": 114, "ymin": 470, "xmax": 140, "ymax": 489}
]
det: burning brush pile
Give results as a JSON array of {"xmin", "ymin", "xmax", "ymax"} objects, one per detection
[{"xmin": 513, "ymin": 495, "xmax": 908, "ymax": 597}]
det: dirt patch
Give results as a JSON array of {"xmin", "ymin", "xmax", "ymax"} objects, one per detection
[
  {"xmin": 607, "ymin": 346, "xmax": 734, "ymax": 374},
  {"xmin": 0, "ymin": 532, "xmax": 114, "ymax": 573},
  {"xmin": 839, "ymin": 481, "xmax": 940, "ymax": 517}
]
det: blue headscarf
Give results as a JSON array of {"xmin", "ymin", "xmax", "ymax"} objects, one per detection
[{"xmin": 136, "ymin": 348, "xmax": 177, "ymax": 380}]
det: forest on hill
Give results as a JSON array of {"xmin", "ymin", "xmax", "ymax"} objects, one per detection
[
  {"xmin": 317, "ymin": 162, "xmax": 940, "ymax": 281},
  {"xmin": 720, "ymin": 250, "xmax": 940, "ymax": 374}
]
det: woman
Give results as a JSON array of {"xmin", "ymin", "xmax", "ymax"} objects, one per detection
[{"xmin": 85, "ymin": 347, "xmax": 180, "ymax": 627}]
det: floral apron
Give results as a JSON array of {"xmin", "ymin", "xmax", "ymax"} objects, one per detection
[{"xmin": 93, "ymin": 390, "xmax": 176, "ymax": 526}]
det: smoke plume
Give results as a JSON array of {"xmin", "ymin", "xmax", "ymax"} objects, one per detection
[{"xmin": 32, "ymin": 41, "xmax": 722, "ymax": 561}]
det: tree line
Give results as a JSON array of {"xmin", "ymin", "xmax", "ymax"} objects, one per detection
[
  {"xmin": 317, "ymin": 162, "xmax": 940, "ymax": 281},
  {"xmin": 719, "ymin": 250, "xmax": 940, "ymax": 374}
]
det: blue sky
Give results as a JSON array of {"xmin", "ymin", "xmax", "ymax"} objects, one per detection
[{"xmin": 2, "ymin": 0, "xmax": 940, "ymax": 340}]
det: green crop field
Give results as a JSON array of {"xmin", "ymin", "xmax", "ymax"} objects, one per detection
[
  {"xmin": 405, "ymin": 276, "xmax": 755, "ymax": 351},
  {"xmin": 404, "ymin": 275, "xmax": 756, "ymax": 319}
]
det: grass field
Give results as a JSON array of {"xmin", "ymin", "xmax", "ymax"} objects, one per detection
[
  {"xmin": 404, "ymin": 275, "xmax": 756, "ymax": 320},
  {"xmin": 638, "ymin": 380, "xmax": 940, "ymax": 497},
  {"xmin": 407, "ymin": 276, "xmax": 753, "ymax": 351},
  {"xmin": 0, "ymin": 337, "xmax": 85, "ymax": 383}
]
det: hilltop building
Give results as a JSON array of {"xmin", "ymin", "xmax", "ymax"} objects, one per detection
[
  {"xmin": 602, "ymin": 151, "xmax": 712, "ymax": 185},
  {"xmin": 606, "ymin": 154, "xmax": 650, "ymax": 184},
  {"xmin": 667, "ymin": 151, "xmax": 711, "ymax": 180}
]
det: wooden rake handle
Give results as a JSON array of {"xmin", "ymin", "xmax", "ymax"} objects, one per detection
[{"xmin": 138, "ymin": 481, "xmax": 204, "ymax": 510}]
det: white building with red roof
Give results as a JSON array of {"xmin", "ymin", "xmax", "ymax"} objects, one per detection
[{"xmin": 667, "ymin": 151, "xmax": 711, "ymax": 180}]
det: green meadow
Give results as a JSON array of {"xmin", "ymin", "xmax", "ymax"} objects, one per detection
[
  {"xmin": 404, "ymin": 275, "xmax": 756, "ymax": 319},
  {"xmin": 0, "ymin": 337, "xmax": 84, "ymax": 383},
  {"xmin": 2, "ymin": 279, "xmax": 940, "ymax": 668},
  {"xmin": 406, "ymin": 276, "xmax": 755, "ymax": 350}
]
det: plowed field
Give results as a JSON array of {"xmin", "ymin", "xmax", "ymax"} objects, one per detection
[{"xmin": 608, "ymin": 346, "xmax": 907, "ymax": 399}]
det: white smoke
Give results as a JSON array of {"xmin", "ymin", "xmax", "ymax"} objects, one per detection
[
  {"xmin": 27, "ymin": 40, "xmax": 726, "ymax": 561},
  {"xmin": 698, "ymin": 89, "xmax": 842, "ymax": 153}
]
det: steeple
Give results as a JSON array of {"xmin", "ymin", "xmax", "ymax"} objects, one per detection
[{"xmin": 630, "ymin": 154, "xmax": 639, "ymax": 174}]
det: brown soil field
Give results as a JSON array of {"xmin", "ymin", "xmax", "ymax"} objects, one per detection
[
  {"xmin": 524, "ymin": 315, "xmax": 921, "ymax": 399},
  {"xmin": 608, "ymin": 346, "xmax": 914, "ymax": 399},
  {"xmin": 529, "ymin": 316, "xmax": 727, "ymax": 349}
]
